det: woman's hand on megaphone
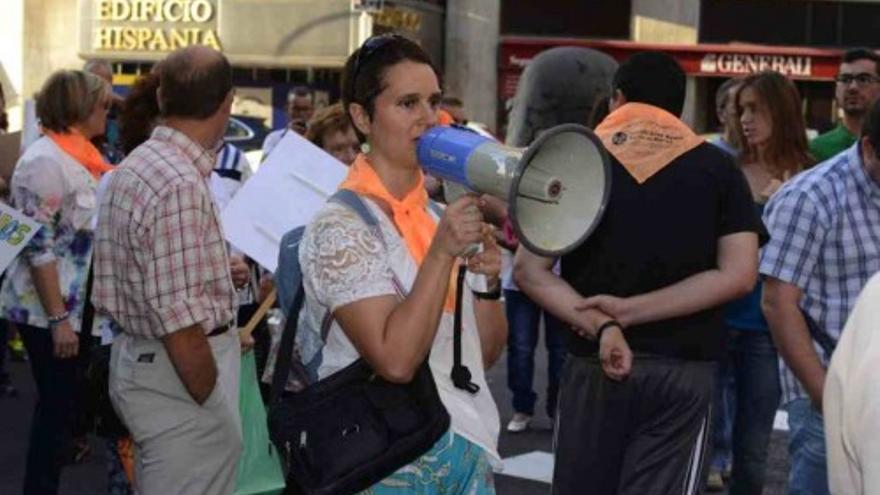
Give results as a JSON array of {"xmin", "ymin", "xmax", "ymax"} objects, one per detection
[
  {"xmin": 430, "ymin": 195, "xmax": 485, "ymax": 260},
  {"xmin": 467, "ymin": 224, "xmax": 502, "ymax": 285}
]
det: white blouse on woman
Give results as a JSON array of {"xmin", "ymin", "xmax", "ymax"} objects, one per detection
[{"xmin": 298, "ymin": 197, "xmax": 502, "ymax": 467}]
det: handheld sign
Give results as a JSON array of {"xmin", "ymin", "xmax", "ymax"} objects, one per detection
[
  {"xmin": 0, "ymin": 203, "xmax": 40, "ymax": 273},
  {"xmin": 221, "ymin": 131, "xmax": 348, "ymax": 272}
]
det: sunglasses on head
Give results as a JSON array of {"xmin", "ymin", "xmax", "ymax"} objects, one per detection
[{"xmin": 351, "ymin": 33, "xmax": 408, "ymax": 87}]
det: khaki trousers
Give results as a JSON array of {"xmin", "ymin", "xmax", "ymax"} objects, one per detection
[{"xmin": 109, "ymin": 330, "xmax": 242, "ymax": 495}]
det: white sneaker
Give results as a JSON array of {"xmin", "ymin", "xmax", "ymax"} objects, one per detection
[
  {"xmin": 706, "ymin": 470, "xmax": 725, "ymax": 492},
  {"xmin": 506, "ymin": 413, "xmax": 532, "ymax": 433}
]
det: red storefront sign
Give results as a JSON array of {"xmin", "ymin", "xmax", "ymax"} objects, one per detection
[{"xmin": 499, "ymin": 36, "xmax": 844, "ymax": 100}]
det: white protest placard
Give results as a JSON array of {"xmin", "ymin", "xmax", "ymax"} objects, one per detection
[
  {"xmin": 221, "ymin": 130, "xmax": 348, "ymax": 272},
  {"xmin": 0, "ymin": 202, "xmax": 40, "ymax": 273}
]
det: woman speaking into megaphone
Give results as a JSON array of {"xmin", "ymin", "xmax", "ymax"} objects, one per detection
[{"xmin": 295, "ymin": 34, "xmax": 506, "ymax": 492}]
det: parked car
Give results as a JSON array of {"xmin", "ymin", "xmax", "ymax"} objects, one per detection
[{"xmin": 225, "ymin": 115, "xmax": 270, "ymax": 152}]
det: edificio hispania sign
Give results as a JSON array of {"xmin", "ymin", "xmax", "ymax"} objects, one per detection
[{"xmin": 93, "ymin": 0, "xmax": 221, "ymax": 52}]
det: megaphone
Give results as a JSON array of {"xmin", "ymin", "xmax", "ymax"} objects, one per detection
[{"xmin": 417, "ymin": 124, "xmax": 611, "ymax": 256}]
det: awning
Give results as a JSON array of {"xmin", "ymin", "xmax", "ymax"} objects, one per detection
[{"xmin": 499, "ymin": 36, "xmax": 845, "ymax": 100}]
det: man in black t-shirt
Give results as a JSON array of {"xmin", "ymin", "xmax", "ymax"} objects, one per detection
[{"xmin": 514, "ymin": 52, "xmax": 764, "ymax": 495}]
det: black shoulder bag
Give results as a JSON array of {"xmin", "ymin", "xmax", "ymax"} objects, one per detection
[
  {"xmin": 267, "ymin": 192, "xmax": 451, "ymax": 495},
  {"xmin": 267, "ymin": 286, "xmax": 450, "ymax": 495}
]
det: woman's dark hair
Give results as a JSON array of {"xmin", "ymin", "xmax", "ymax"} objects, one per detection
[
  {"xmin": 732, "ymin": 71, "xmax": 813, "ymax": 178},
  {"xmin": 119, "ymin": 71, "xmax": 161, "ymax": 155},
  {"xmin": 341, "ymin": 33, "xmax": 441, "ymax": 142}
]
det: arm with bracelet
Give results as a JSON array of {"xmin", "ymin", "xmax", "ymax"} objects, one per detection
[{"xmin": 514, "ymin": 246, "xmax": 632, "ymax": 381}]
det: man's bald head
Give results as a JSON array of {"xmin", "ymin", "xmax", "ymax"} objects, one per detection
[
  {"xmin": 84, "ymin": 60, "xmax": 114, "ymax": 85},
  {"xmin": 158, "ymin": 46, "xmax": 232, "ymax": 119}
]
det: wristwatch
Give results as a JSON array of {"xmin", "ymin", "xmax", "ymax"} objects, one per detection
[
  {"xmin": 472, "ymin": 287, "xmax": 502, "ymax": 300},
  {"xmin": 472, "ymin": 279, "xmax": 502, "ymax": 300}
]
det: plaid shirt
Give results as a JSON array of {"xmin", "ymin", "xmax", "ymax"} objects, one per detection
[
  {"xmin": 760, "ymin": 143, "xmax": 880, "ymax": 405},
  {"xmin": 92, "ymin": 126, "xmax": 236, "ymax": 339}
]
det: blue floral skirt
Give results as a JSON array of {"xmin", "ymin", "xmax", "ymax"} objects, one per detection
[{"xmin": 358, "ymin": 430, "xmax": 495, "ymax": 495}]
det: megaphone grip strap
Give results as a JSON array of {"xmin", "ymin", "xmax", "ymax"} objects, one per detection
[{"xmin": 451, "ymin": 264, "xmax": 480, "ymax": 395}]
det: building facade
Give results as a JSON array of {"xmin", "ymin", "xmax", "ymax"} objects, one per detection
[
  {"xmin": 498, "ymin": 0, "xmax": 880, "ymax": 135},
  {"xmin": 0, "ymin": 0, "xmax": 450, "ymax": 134}
]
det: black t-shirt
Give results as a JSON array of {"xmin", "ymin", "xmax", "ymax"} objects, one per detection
[{"xmin": 561, "ymin": 142, "xmax": 764, "ymax": 361}]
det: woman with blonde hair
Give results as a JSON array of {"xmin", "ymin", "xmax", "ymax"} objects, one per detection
[
  {"xmin": 0, "ymin": 69, "xmax": 112, "ymax": 494},
  {"xmin": 713, "ymin": 70, "xmax": 811, "ymax": 495}
]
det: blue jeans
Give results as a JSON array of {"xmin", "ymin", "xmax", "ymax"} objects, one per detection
[
  {"xmin": 711, "ymin": 330, "xmax": 781, "ymax": 494},
  {"xmin": 786, "ymin": 398, "xmax": 829, "ymax": 495},
  {"xmin": 504, "ymin": 290, "xmax": 566, "ymax": 417}
]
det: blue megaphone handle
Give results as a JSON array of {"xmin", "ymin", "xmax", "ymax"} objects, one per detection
[{"xmin": 417, "ymin": 126, "xmax": 492, "ymax": 189}]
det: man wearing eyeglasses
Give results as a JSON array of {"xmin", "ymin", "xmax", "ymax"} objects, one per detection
[{"xmin": 810, "ymin": 48, "xmax": 880, "ymax": 163}]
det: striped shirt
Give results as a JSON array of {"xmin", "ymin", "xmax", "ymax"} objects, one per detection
[
  {"xmin": 760, "ymin": 142, "xmax": 880, "ymax": 405},
  {"xmin": 214, "ymin": 142, "xmax": 253, "ymax": 183},
  {"xmin": 92, "ymin": 126, "xmax": 236, "ymax": 339}
]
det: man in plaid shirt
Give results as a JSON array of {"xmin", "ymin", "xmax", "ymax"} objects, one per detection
[
  {"xmin": 761, "ymin": 99, "xmax": 880, "ymax": 495},
  {"xmin": 93, "ymin": 46, "xmax": 244, "ymax": 495}
]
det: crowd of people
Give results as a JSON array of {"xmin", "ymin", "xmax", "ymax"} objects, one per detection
[{"xmin": 0, "ymin": 33, "xmax": 878, "ymax": 495}]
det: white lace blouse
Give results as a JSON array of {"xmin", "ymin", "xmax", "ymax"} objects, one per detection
[{"xmin": 298, "ymin": 198, "xmax": 502, "ymax": 467}]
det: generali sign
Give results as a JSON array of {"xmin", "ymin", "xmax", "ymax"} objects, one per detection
[
  {"xmin": 700, "ymin": 53, "xmax": 813, "ymax": 77},
  {"xmin": 498, "ymin": 38, "xmax": 844, "ymax": 100}
]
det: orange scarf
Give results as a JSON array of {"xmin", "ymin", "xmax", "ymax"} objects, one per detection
[
  {"xmin": 45, "ymin": 129, "xmax": 114, "ymax": 180},
  {"xmin": 595, "ymin": 102, "xmax": 703, "ymax": 184},
  {"xmin": 340, "ymin": 154, "xmax": 456, "ymax": 312}
]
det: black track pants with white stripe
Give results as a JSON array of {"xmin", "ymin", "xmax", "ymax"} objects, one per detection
[{"xmin": 552, "ymin": 354, "xmax": 716, "ymax": 495}]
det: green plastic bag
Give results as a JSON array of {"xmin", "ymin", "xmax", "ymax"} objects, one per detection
[{"xmin": 235, "ymin": 351, "xmax": 286, "ymax": 495}]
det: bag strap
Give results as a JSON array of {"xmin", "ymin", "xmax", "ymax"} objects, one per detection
[
  {"xmin": 270, "ymin": 189, "xmax": 391, "ymax": 404},
  {"xmin": 450, "ymin": 264, "xmax": 479, "ymax": 394},
  {"xmin": 332, "ymin": 189, "xmax": 381, "ymax": 226},
  {"xmin": 271, "ymin": 283, "xmax": 306, "ymax": 403},
  {"xmin": 427, "ymin": 200, "xmax": 444, "ymax": 218},
  {"xmin": 270, "ymin": 191, "xmax": 471, "ymax": 402},
  {"xmin": 426, "ymin": 199, "xmax": 479, "ymax": 394}
]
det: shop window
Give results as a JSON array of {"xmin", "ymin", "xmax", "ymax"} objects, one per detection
[
  {"xmin": 501, "ymin": 0, "xmax": 630, "ymax": 39},
  {"xmin": 840, "ymin": 3, "xmax": 880, "ymax": 47},
  {"xmin": 700, "ymin": 0, "xmax": 807, "ymax": 46}
]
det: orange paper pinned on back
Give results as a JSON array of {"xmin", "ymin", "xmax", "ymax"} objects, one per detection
[{"xmin": 595, "ymin": 102, "xmax": 704, "ymax": 184}]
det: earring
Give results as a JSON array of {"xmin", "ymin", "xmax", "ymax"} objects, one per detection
[{"xmin": 360, "ymin": 142, "xmax": 371, "ymax": 154}]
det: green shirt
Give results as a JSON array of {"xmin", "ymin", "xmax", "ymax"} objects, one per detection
[{"xmin": 809, "ymin": 123, "xmax": 857, "ymax": 164}]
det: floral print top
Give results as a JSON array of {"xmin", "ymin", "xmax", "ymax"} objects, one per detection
[{"xmin": 0, "ymin": 137, "xmax": 98, "ymax": 333}]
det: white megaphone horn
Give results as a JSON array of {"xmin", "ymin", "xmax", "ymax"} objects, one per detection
[{"xmin": 417, "ymin": 124, "xmax": 612, "ymax": 256}]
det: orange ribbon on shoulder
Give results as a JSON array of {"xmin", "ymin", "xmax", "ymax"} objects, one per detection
[
  {"xmin": 44, "ymin": 128, "xmax": 114, "ymax": 180},
  {"xmin": 340, "ymin": 154, "xmax": 457, "ymax": 312},
  {"xmin": 595, "ymin": 102, "xmax": 704, "ymax": 184}
]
